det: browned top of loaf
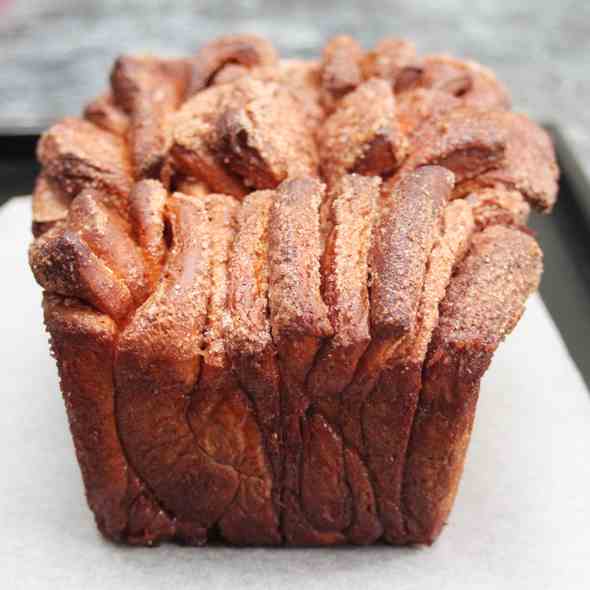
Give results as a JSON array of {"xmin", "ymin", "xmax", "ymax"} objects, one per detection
[{"xmin": 29, "ymin": 33, "xmax": 556, "ymax": 342}]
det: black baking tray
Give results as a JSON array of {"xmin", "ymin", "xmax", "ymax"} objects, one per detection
[{"xmin": 1, "ymin": 126, "xmax": 589, "ymax": 388}]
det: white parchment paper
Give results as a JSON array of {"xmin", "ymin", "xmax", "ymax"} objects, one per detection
[{"xmin": 1, "ymin": 197, "xmax": 589, "ymax": 589}]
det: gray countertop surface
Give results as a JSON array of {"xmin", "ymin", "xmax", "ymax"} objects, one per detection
[{"xmin": 1, "ymin": 0, "xmax": 589, "ymax": 176}]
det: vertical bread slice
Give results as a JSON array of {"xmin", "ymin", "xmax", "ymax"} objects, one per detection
[
  {"xmin": 307, "ymin": 174, "xmax": 381, "ymax": 409},
  {"xmin": 43, "ymin": 294, "xmax": 175, "ymax": 544},
  {"xmin": 402, "ymin": 225, "xmax": 542, "ymax": 544},
  {"xmin": 364, "ymin": 199, "xmax": 474, "ymax": 543},
  {"xmin": 341, "ymin": 166, "xmax": 454, "ymax": 452},
  {"xmin": 187, "ymin": 194, "xmax": 279, "ymax": 545},
  {"xmin": 116, "ymin": 194, "xmax": 226, "ymax": 544},
  {"xmin": 225, "ymin": 190, "xmax": 282, "ymax": 488},
  {"xmin": 128, "ymin": 179, "xmax": 168, "ymax": 290},
  {"xmin": 268, "ymin": 177, "xmax": 344, "ymax": 544}
]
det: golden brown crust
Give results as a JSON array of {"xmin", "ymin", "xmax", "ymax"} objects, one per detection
[
  {"xmin": 341, "ymin": 166, "xmax": 454, "ymax": 454},
  {"xmin": 43, "ymin": 293, "xmax": 176, "ymax": 544},
  {"xmin": 363, "ymin": 199, "xmax": 475, "ymax": 543},
  {"xmin": 189, "ymin": 34, "xmax": 279, "ymax": 94},
  {"xmin": 30, "ymin": 224, "xmax": 134, "ymax": 321},
  {"xmin": 307, "ymin": 174, "xmax": 381, "ymax": 400},
  {"xmin": 31, "ymin": 175, "xmax": 71, "ymax": 237},
  {"xmin": 394, "ymin": 107, "xmax": 508, "ymax": 185},
  {"xmin": 319, "ymin": 78, "xmax": 407, "ymax": 183},
  {"xmin": 225, "ymin": 191, "xmax": 282, "ymax": 486},
  {"xmin": 454, "ymin": 112, "xmax": 559, "ymax": 211},
  {"xmin": 37, "ymin": 117, "xmax": 133, "ymax": 201},
  {"xmin": 111, "ymin": 56, "xmax": 189, "ymax": 179},
  {"xmin": 115, "ymin": 194, "xmax": 214, "ymax": 540},
  {"xmin": 402, "ymin": 226, "xmax": 542, "ymax": 543},
  {"xmin": 83, "ymin": 94, "xmax": 130, "ymax": 136},
  {"xmin": 466, "ymin": 186, "xmax": 531, "ymax": 230},
  {"xmin": 128, "ymin": 179, "xmax": 168, "ymax": 289},
  {"xmin": 215, "ymin": 78, "xmax": 318, "ymax": 188},
  {"xmin": 171, "ymin": 83, "xmax": 247, "ymax": 197},
  {"xmin": 320, "ymin": 35, "xmax": 364, "ymax": 111}
]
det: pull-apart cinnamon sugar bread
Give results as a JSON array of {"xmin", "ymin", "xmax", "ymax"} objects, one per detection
[{"xmin": 29, "ymin": 33, "xmax": 557, "ymax": 546}]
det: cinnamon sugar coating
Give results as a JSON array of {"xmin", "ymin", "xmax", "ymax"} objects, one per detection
[
  {"xmin": 466, "ymin": 186, "xmax": 531, "ymax": 230},
  {"xmin": 371, "ymin": 166, "xmax": 454, "ymax": 341},
  {"xmin": 29, "ymin": 33, "xmax": 556, "ymax": 547},
  {"xmin": 237, "ymin": 60, "xmax": 325, "ymax": 131},
  {"xmin": 215, "ymin": 78, "xmax": 318, "ymax": 188},
  {"xmin": 115, "ymin": 194, "xmax": 213, "ymax": 542},
  {"xmin": 189, "ymin": 34, "xmax": 279, "ymax": 94},
  {"xmin": 225, "ymin": 191, "xmax": 282, "ymax": 486},
  {"xmin": 30, "ymin": 223, "xmax": 134, "ymax": 321},
  {"xmin": 37, "ymin": 117, "xmax": 133, "ymax": 200},
  {"xmin": 340, "ymin": 166, "xmax": 454, "ymax": 456},
  {"xmin": 172, "ymin": 77, "xmax": 317, "ymax": 196},
  {"xmin": 307, "ymin": 174, "xmax": 381, "ymax": 400},
  {"xmin": 395, "ymin": 107, "xmax": 508, "ymax": 185},
  {"xmin": 421, "ymin": 55, "xmax": 511, "ymax": 110},
  {"xmin": 361, "ymin": 38, "xmax": 418, "ymax": 90},
  {"xmin": 83, "ymin": 94, "xmax": 129, "ymax": 136},
  {"xmin": 111, "ymin": 56, "xmax": 189, "ymax": 179},
  {"xmin": 402, "ymin": 226, "xmax": 542, "ymax": 543},
  {"xmin": 268, "ymin": 177, "xmax": 332, "ymax": 346},
  {"xmin": 363, "ymin": 198, "xmax": 475, "ymax": 543},
  {"xmin": 128, "ymin": 179, "xmax": 168, "ymax": 289},
  {"xmin": 68, "ymin": 189, "xmax": 149, "ymax": 305},
  {"xmin": 171, "ymin": 83, "xmax": 245, "ymax": 196},
  {"xmin": 453, "ymin": 112, "xmax": 559, "ymax": 211},
  {"xmin": 396, "ymin": 87, "xmax": 462, "ymax": 137},
  {"xmin": 320, "ymin": 35, "xmax": 364, "ymax": 111},
  {"xmin": 319, "ymin": 78, "xmax": 406, "ymax": 182},
  {"xmin": 31, "ymin": 175, "xmax": 71, "ymax": 237}
]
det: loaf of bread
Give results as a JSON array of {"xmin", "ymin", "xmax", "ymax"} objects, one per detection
[{"xmin": 29, "ymin": 34, "xmax": 557, "ymax": 546}]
